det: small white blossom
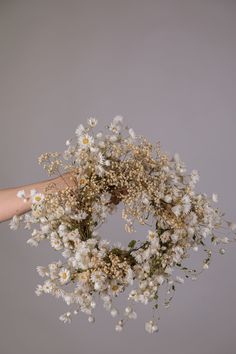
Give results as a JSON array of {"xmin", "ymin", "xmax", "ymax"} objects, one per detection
[
  {"xmin": 113, "ymin": 115, "xmax": 123, "ymax": 124},
  {"xmin": 88, "ymin": 315, "xmax": 95, "ymax": 323},
  {"xmin": 16, "ymin": 190, "xmax": 26, "ymax": 199},
  {"xmin": 175, "ymin": 276, "xmax": 184, "ymax": 284},
  {"xmin": 31, "ymin": 193, "xmax": 45, "ymax": 204},
  {"xmin": 59, "ymin": 268, "xmax": 70, "ymax": 284},
  {"xmin": 27, "ymin": 238, "xmax": 39, "ymax": 247},
  {"xmin": 30, "ymin": 189, "xmax": 37, "ymax": 197},
  {"xmin": 124, "ymin": 306, "xmax": 133, "ymax": 314},
  {"xmin": 181, "ymin": 194, "xmax": 191, "ymax": 214},
  {"xmin": 96, "ymin": 132, "xmax": 103, "ymax": 139},
  {"xmin": 148, "ymin": 230, "xmax": 157, "ymax": 241},
  {"xmin": 35, "ymin": 285, "xmax": 44, "ymax": 296},
  {"xmin": 128, "ymin": 128, "xmax": 136, "ymax": 139},
  {"xmin": 79, "ymin": 134, "xmax": 94, "ymax": 148},
  {"xmin": 71, "ymin": 211, "xmax": 88, "ymax": 221},
  {"xmin": 145, "ymin": 320, "xmax": 158, "ymax": 333},
  {"xmin": 191, "ymin": 170, "xmax": 200, "ymax": 183},
  {"xmin": 110, "ymin": 308, "xmax": 118, "ymax": 317},
  {"xmin": 229, "ymin": 222, "xmax": 236, "ymax": 231},
  {"xmin": 59, "ymin": 312, "xmax": 71, "ymax": 324},
  {"xmin": 115, "ymin": 320, "xmax": 124, "ymax": 332},
  {"xmin": 9, "ymin": 215, "xmax": 21, "ymax": 230},
  {"xmin": 36, "ymin": 266, "xmax": 48, "ymax": 277},
  {"xmin": 88, "ymin": 117, "xmax": 98, "ymax": 127},
  {"xmin": 164, "ymin": 194, "xmax": 172, "ymax": 203},
  {"xmin": 50, "ymin": 236, "xmax": 63, "ymax": 250},
  {"xmin": 104, "ymin": 160, "xmax": 110, "ymax": 166},
  {"xmin": 127, "ymin": 310, "xmax": 137, "ymax": 320},
  {"xmin": 171, "ymin": 233, "xmax": 179, "ymax": 243},
  {"xmin": 212, "ymin": 193, "xmax": 218, "ymax": 203},
  {"xmin": 75, "ymin": 124, "xmax": 85, "ymax": 137},
  {"xmin": 115, "ymin": 324, "xmax": 123, "ymax": 332},
  {"xmin": 43, "ymin": 280, "xmax": 54, "ymax": 293},
  {"xmin": 171, "ymin": 205, "xmax": 182, "ymax": 217},
  {"xmin": 97, "ymin": 152, "xmax": 105, "ymax": 165}
]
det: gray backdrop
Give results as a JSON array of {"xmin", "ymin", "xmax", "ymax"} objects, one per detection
[{"xmin": 0, "ymin": 1, "xmax": 236, "ymax": 353}]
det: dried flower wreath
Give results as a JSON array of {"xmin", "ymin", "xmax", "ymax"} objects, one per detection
[{"xmin": 10, "ymin": 116, "xmax": 236, "ymax": 333}]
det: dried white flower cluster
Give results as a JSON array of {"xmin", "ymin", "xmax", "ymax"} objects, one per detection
[{"xmin": 10, "ymin": 116, "xmax": 236, "ymax": 333}]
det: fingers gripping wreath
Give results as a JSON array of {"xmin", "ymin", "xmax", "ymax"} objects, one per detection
[{"xmin": 10, "ymin": 116, "xmax": 236, "ymax": 333}]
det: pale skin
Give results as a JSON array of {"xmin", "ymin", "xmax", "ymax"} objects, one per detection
[{"xmin": 0, "ymin": 173, "xmax": 73, "ymax": 223}]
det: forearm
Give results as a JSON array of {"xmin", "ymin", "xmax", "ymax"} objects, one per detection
[{"xmin": 0, "ymin": 174, "xmax": 72, "ymax": 223}]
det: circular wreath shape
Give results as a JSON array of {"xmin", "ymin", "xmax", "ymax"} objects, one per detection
[{"xmin": 10, "ymin": 116, "xmax": 236, "ymax": 333}]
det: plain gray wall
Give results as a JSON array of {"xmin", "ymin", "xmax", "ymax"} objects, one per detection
[{"xmin": 0, "ymin": 0, "xmax": 236, "ymax": 353}]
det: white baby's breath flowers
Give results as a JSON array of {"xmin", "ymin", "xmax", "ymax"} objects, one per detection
[{"xmin": 9, "ymin": 117, "xmax": 236, "ymax": 334}]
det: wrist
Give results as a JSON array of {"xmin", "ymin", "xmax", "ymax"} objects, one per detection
[{"xmin": 53, "ymin": 173, "xmax": 75, "ymax": 190}]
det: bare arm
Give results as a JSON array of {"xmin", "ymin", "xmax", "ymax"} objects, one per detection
[{"xmin": 0, "ymin": 174, "xmax": 73, "ymax": 223}]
